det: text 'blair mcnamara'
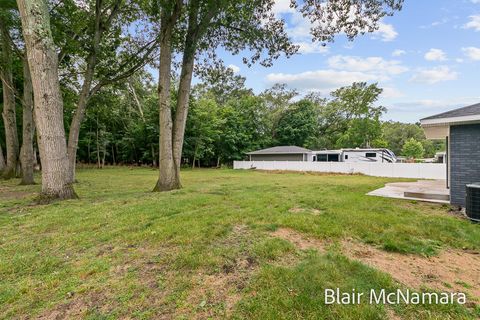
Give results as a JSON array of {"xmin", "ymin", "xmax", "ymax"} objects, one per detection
[{"xmin": 324, "ymin": 288, "xmax": 467, "ymax": 305}]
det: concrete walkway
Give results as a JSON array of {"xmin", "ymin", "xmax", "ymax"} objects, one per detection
[{"xmin": 368, "ymin": 180, "xmax": 450, "ymax": 204}]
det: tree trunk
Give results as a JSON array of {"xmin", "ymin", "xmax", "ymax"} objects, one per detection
[
  {"xmin": 96, "ymin": 117, "xmax": 101, "ymax": 169},
  {"xmin": 33, "ymin": 146, "xmax": 39, "ymax": 170},
  {"xmin": 172, "ymin": 3, "xmax": 199, "ymax": 179},
  {"xmin": 101, "ymin": 143, "xmax": 106, "ymax": 168},
  {"xmin": 153, "ymin": 10, "xmax": 181, "ymax": 192},
  {"xmin": 67, "ymin": 66, "xmax": 93, "ymax": 180},
  {"xmin": 20, "ymin": 58, "xmax": 35, "ymax": 185},
  {"xmin": 1, "ymin": 19, "xmax": 19, "ymax": 179},
  {"xmin": 129, "ymin": 80, "xmax": 145, "ymax": 122},
  {"xmin": 151, "ymin": 144, "xmax": 156, "ymax": 167},
  {"xmin": 87, "ymin": 139, "xmax": 91, "ymax": 165},
  {"xmin": 112, "ymin": 144, "xmax": 116, "ymax": 165},
  {"xmin": 17, "ymin": 0, "xmax": 77, "ymax": 201},
  {"xmin": 66, "ymin": 0, "xmax": 104, "ymax": 183},
  {"xmin": 172, "ymin": 55, "xmax": 195, "ymax": 172},
  {"xmin": 0, "ymin": 144, "xmax": 5, "ymax": 172}
]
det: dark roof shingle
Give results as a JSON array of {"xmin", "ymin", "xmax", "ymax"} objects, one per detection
[
  {"xmin": 421, "ymin": 103, "xmax": 480, "ymax": 121},
  {"xmin": 247, "ymin": 146, "xmax": 311, "ymax": 155}
]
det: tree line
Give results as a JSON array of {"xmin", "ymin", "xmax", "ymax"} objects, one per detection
[{"xmin": 0, "ymin": 0, "xmax": 406, "ymax": 201}]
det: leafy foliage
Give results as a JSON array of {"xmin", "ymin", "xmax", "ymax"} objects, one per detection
[
  {"xmin": 382, "ymin": 121, "xmax": 444, "ymax": 157},
  {"xmin": 402, "ymin": 138, "xmax": 425, "ymax": 159},
  {"xmin": 275, "ymin": 99, "xmax": 319, "ymax": 147},
  {"xmin": 317, "ymin": 82, "xmax": 385, "ymax": 149}
]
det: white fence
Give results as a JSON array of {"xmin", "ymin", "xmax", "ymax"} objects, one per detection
[{"xmin": 233, "ymin": 161, "xmax": 447, "ymax": 180}]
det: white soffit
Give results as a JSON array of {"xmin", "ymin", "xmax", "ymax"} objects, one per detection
[{"xmin": 422, "ymin": 125, "xmax": 449, "ymax": 139}]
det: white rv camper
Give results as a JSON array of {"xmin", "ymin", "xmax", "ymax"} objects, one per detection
[{"xmin": 312, "ymin": 148, "xmax": 397, "ymax": 163}]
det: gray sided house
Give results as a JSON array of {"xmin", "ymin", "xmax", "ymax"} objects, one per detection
[
  {"xmin": 421, "ymin": 103, "xmax": 480, "ymax": 207},
  {"xmin": 247, "ymin": 146, "xmax": 312, "ymax": 161}
]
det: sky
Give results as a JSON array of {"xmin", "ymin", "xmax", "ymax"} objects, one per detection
[{"xmin": 218, "ymin": 0, "xmax": 480, "ymax": 123}]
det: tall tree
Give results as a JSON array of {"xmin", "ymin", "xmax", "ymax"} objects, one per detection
[
  {"xmin": 155, "ymin": 0, "xmax": 295, "ymax": 191},
  {"xmin": 154, "ymin": 0, "xmax": 183, "ymax": 191},
  {"xmin": 16, "ymin": 0, "xmax": 77, "ymax": 200},
  {"xmin": 0, "ymin": 12, "xmax": 19, "ymax": 179},
  {"xmin": 20, "ymin": 57, "xmax": 35, "ymax": 185},
  {"xmin": 319, "ymin": 82, "xmax": 386, "ymax": 148},
  {"xmin": 45, "ymin": 0, "xmax": 161, "ymax": 182},
  {"xmin": 0, "ymin": 0, "xmax": 37, "ymax": 184},
  {"xmin": 154, "ymin": 0, "xmax": 403, "ymax": 191},
  {"xmin": 63, "ymin": 0, "xmax": 122, "ymax": 182}
]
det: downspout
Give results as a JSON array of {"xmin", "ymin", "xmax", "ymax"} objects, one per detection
[{"xmin": 446, "ymin": 134, "xmax": 449, "ymax": 190}]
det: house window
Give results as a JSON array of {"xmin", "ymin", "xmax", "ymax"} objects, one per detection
[
  {"xmin": 344, "ymin": 155, "xmax": 349, "ymax": 160},
  {"xmin": 317, "ymin": 154, "xmax": 328, "ymax": 162},
  {"xmin": 366, "ymin": 152, "xmax": 377, "ymax": 158},
  {"xmin": 327, "ymin": 154, "xmax": 339, "ymax": 162}
]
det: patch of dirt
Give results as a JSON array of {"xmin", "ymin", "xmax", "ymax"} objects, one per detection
[
  {"xmin": 270, "ymin": 228, "xmax": 326, "ymax": 252},
  {"xmin": 0, "ymin": 189, "xmax": 32, "ymax": 200},
  {"xmin": 38, "ymin": 243, "xmax": 176, "ymax": 320},
  {"xmin": 176, "ymin": 225, "xmax": 258, "ymax": 319},
  {"xmin": 37, "ymin": 291, "xmax": 110, "ymax": 320},
  {"xmin": 271, "ymin": 228, "xmax": 480, "ymax": 301},
  {"xmin": 288, "ymin": 207, "xmax": 323, "ymax": 215},
  {"xmin": 192, "ymin": 255, "xmax": 256, "ymax": 318},
  {"xmin": 386, "ymin": 307, "xmax": 402, "ymax": 320},
  {"xmin": 343, "ymin": 239, "xmax": 480, "ymax": 300}
]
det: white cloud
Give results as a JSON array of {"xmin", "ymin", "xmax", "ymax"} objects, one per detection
[
  {"xmin": 372, "ymin": 23, "xmax": 398, "ymax": 42},
  {"xmin": 389, "ymin": 97, "xmax": 480, "ymax": 113},
  {"xmin": 276, "ymin": 8, "xmax": 331, "ymax": 55},
  {"xmin": 296, "ymin": 41, "xmax": 330, "ymax": 54},
  {"xmin": 286, "ymin": 11, "xmax": 313, "ymax": 40},
  {"xmin": 392, "ymin": 49, "xmax": 406, "ymax": 57},
  {"xmin": 382, "ymin": 87, "xmax": 404, "ymax": 99},
  {"xmin": 227, "ymin": 64, "xmax": 240, "ymax": 74},
  {"xmin": 420, "ymin": 17, "xmax": 450, "ymax": 29},
  {"xmin": 464, "ymin": 15, "xmax": 480, "ymax": 31},
  {"xmin": 265, "ymin": 70, "xmax": 382, "ymax": 93},
  {"xmin": 265, "ymin": 54, "xmax": 408, "ymax": 93},
  {"xmin": 462, "ymin": 46, "xmax": 480, "ymax": 60},
  {"xmin": 424, "ymin": 48, "xmax": 447, "ymax": 61},
  {"xmin": 410, "ymin": 66, "xmax": 458, "ymax": 84},
  {"xmin": 385, "ymin": 97, "xmax": 480, "ymax": 122},
  {"xmin": 327, "ymin": 55, "xmax": 408, "ymax": 75},
  {"xmin": 272, "ymin": 0, "xmax": 295, "ymax": 16}
]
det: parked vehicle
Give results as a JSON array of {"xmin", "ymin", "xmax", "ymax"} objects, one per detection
[{"xmin": 312, "ymin": 148, "xmax": 397, "ymax": 163}]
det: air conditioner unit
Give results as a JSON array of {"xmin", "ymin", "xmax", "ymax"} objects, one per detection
[{"xmin": 466, "ymin": 183, "xmax": 480, "ymax": 222}]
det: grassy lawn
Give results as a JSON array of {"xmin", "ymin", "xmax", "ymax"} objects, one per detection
[{"xmin": 1, "ymin": 168, "xmax": 479, "ymax": 319}]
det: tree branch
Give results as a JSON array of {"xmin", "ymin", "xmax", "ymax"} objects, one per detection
[
  {"xmin": 102, "ymin": 0, "xmax": 123, "ymax": 30},
  {"xmin": 89, "ymin": 40, "xmax": 160, "ymax": 96}
]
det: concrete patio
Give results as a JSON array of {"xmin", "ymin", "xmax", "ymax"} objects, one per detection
[{"xmin": 368, "ymin": 180, "xmax": 450, "ymax": 204}]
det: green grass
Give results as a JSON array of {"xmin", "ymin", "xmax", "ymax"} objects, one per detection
[{"xmin": 1, "ymin": 168, "xmax": 479, "ymax": 319}]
